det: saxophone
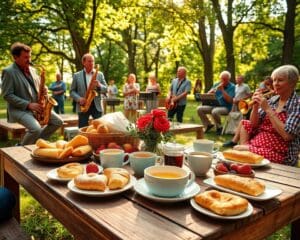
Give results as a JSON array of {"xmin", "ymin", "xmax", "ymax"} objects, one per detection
[
  {"xmin": 35, "ymin": 65, "xmax": 57, "ymax": 125},
  {"xmin": 80, "ymin": 64, "xmax": 99, "ymax": 113}
]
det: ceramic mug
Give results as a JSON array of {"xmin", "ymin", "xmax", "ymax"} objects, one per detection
[
  {"xmin": 193, "ymin": 139, "xmax": 219, "ymax": 153},
  {"xmin": 100, "ymin": 149, "xmax": 129, "ymax": 169},
  {"xmin": 144, "ymin": 165, "xmax": 195, "ymax": 197},
  {"xmin": 129, "ymin": 151, "xmax": 158, "ymax": 177},
  {"xmin": 186, "ymin": 151, "xmax": 213, "ymax": 176}
]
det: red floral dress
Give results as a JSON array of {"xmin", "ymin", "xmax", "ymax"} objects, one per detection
[{"xmin": 242, "ymin": 111, "xmax": 289, "ymax": 164}]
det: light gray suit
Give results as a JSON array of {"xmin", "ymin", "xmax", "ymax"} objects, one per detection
[
  {"xmin": 70, "ymin": 69, "xmax": 107, "ymax": 127},
  {"xmin": 1, "ymin": 62, "xmax": 63, "ymax": 145}
]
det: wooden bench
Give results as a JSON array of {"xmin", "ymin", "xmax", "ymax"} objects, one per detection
[
  {"xmin": 0, "ymin": 114, "xmax": 79, "ymax": 140},
  {"xmin": 0, "ymin": 218, "xmax": 29, "ymax": 240}
]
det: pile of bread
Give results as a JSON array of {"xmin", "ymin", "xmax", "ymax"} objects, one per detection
[
  {"xmin": 33, "ymin": 135, "xmax": 92, "ymax": 159},
  {"xmin": 222, "ymin": 149, "xmax": 264, "ymax": 164},
  {"xmin": 74, "ymin": 168, "xmax": 130, "ymax": 191},
  {"xmin": 194, "ymin": 174, "xmax": 266, "ymax": 216},
  {"xmin": 82, "ymin": 119, "xmax": 114, "ymax": 134}
]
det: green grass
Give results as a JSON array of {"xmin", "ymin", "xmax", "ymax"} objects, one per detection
[{"xmin": 0, "ymin": 97, "xmax": 290, "ymax": 239}]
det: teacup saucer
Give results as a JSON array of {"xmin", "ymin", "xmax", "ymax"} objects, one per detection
[{"xmin": 134, "ymin": 178, "xmax": 200, "ymax": 203}]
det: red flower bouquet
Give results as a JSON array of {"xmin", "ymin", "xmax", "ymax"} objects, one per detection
[{"xmin": 127, "ymin": 109, "xmax": 173, "ymax": 152}]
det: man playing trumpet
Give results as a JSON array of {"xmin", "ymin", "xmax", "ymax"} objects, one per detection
[
  {"xmin": 1, "ymin": 42, "xmax": 63, "ymax": 145},
  {"xmin": 197, "ymin": 70, "xmax": 235, "ymax": 135},
  {"xmin": 70, "ymin": 53, "xmax": 107, "ymax": 128}
]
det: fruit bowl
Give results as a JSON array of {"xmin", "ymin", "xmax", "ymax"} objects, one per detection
[{"xmin": 213, "ymin": 161, "xmax": 255, "ymax": 178}]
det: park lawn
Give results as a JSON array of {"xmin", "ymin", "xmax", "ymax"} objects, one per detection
[{"xmin": 0, "ymin": 97, "xmax": 290, "ymax": 239}]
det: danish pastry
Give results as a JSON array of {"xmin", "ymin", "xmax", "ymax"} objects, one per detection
[
  {"xmin": 194, "ymin": 190, "xmax": 248, "ymax": 216},
  {"xmin": 57, "ymin": 162, "xmax": 84, "ymax": 179},
  {"xmin": 214, "ymin": 174, "xmax": 265, "ymax": 196},
  {"xmin": 103, "ymin": 168, "xmax": 130, "ymax": 190},
  {"xmin": 74, "ymin": 173, "xmax": 108, "ymax": 191}
]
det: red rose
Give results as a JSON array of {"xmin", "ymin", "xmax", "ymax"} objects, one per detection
[
  {"xmin": 136, "ymin": 113, "xmax": 152, "ymax": 131},
  {"xmin": 153, "ymin": 117, "xmax": 170, "ymax": 132},
  {"xmin": 151, "ymin": 109, "xmax": 167, "ymax": 118}
]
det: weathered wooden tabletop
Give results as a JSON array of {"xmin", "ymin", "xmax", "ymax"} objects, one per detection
[{"xmin": 1, "ymin": 145, "xmax": 299, "ymax": 240}]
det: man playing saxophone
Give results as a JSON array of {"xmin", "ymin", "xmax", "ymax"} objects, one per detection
[
  {"xmin": 1, "ymin": 42, "xmax": 63, "ymax": 145},
  {"xmin": 70, "ymin": 53, "xmax": 107, "ymax": 128}
]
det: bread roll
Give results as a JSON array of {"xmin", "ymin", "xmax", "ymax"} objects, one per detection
[
  {"xmin": 36, "ymin": 139, "xmax": 56, "ymax": 148},
  {"xmin": 58, "ymin": 146, "xmax": 73, "ymax": 159},
  {"xmin": 103, "ymin": 168, "xmax": 130, "ymax": 190},
  {"xmin": 223, "ymin": 150, "xmax": 264, "ymax": 164},
  {"xmin": 92, "ymin": 119, "xmax": 105, "ymax": 129},
  {"xmin": 86, "ymin": 125, "xmax": 96, "ymax": 133},
  {"xmin": 74, "ymin": 173, "xmax": 107, "ymax": 191},
  {"xmin": 33, "ymin": 148, "xmax": 63, "ymax": 159},
  {"xmin": 56, "ymin": 140, "xmax": 68, "ymax": 149},
  {"xmin": 97, "ymin": 124, "xmax": 109, "ymax": 133},
  {"xmin": 57, "ymin": 162, "xmax": 84, "ymax": 179},
  {"xmin": 195, "ymin": 190, "xmax": 248, "ymax": 216},
  {"xmin": 65, "ymin": 135, "xmax": 89, "ymax": 149},
  {"xmin": 72, "ymin": 145, "xmax": 92, "ymax": 157},
  {"xmin": 214, "ymin": 175, "xmax": 265, "ymax": 196}
]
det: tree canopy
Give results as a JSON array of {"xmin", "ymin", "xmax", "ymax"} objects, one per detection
[{"xmin": 0, "ymin": 0, "xmax": 299, "ymax": 93}]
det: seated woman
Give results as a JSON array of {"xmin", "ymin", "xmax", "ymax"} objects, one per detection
[
  {"xmin": 0, "ymin": 187, "xmax": 16, "ymax": 222},
  {"xmin": 223, "ymin": 65, "xmax": 300, "ymax": 166}
]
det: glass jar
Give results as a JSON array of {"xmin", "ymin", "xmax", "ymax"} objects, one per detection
[{"xmin": 163, "ymin": 142, "xmax": 185, "ymax": 167}]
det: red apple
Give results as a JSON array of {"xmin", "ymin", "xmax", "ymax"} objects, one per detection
[
  {"xmin": 95, "ymin": 144, "xmax": 106, "ymax": 154},
  {"xmin": 107, "ymin": 142, "xmax": 118, "ymax": 148},
  {"xmin": 123, "ymin": 143, "xmax": 134, "ymax": 153}
]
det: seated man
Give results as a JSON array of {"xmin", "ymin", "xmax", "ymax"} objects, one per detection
[
  {"xmin": 197, "ymin": 71, "xmax": 235, "ymax": 135},
  {"xmin": 0, "ymin": 187, "xmax": 16, "ymax": 222}
]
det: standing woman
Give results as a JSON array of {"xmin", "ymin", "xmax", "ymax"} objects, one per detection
[
  {"xmin": 123, "ymin": 73, "xmax": 140, "ymax": 121},
  {"xmin": 146, "ymin": 73, "xmax": 161, "ymax": 112}
]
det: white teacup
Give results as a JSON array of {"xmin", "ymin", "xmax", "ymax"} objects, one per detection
[
  {"xmin": 193, "ymin": 139, "xmax": 218, "ymax": 153},
  {"xmin": 186, "ymin": 151, "xmax": 213, "ymax": 176},
  {"xmin": 100, "ymin": 148, "xmax": 129, "ymax": 169},
  {"xmin": 144, "ymin": 165, "xmax": 195, "ymax": 197}
]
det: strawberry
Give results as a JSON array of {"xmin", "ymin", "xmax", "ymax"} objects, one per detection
[
  {"xmin": 230, "ymin": 163, "xmax": 239, "ymax": 172},
  {"xmin": 216, "ymin": 162, "xmax": 228, "ymax": 173},
  {"xmin": 237, "ymin": 164, "xmax": 252, "ymax": 175},
  {"xmin": 86, "ymin": 162, "xmax": 99, "ymax": 174}
]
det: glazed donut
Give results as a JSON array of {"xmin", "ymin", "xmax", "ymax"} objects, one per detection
[
  {"xmin": 74, "ymin": 173, "xmax": 107, "ymax": 191},
  {"xmin": 194, "ymin": 190, "xmax": 248, "ymax": 216},
  {"xmin": 57, "ymin": 163, "xmax": 84, "ymax": 179}
]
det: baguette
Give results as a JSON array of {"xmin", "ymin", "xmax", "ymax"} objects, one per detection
[
  {"xmin": 56, "ymin": 140, "xmax": 68, "ymax": 149},
  {"xmin": 195, "ymin": 190, "xmax": 248, "ymax": 216},
  {"xmin": 58, "ymin": 146, "xmax": 73, "ymax": 159},
  {"xmin": 33, "ymin": 148, "xmax": 63, "ymax": 159},
  {"xmin": 72, "ymin": 145, "xmax": 92, "ymax": 157},
  {"xmin": 36, "ymin": 139, "xmax": 56, "ymax": 148},
  {"xmin": 214, "ymin": 175, "xmax": 265, "ymax": 196},
  {"xmin": 65, "ymin": 135, "xmax": 89, "ymax": 149},
  {"xmin": 223, "ymin": 150, "xmax": 264, "ymax": 164}
]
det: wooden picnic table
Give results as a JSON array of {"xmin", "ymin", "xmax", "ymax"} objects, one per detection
[
  {"xmin": 1, "ymin": 145, "xmax": 299, "ymax": 240},
  {"xmin": 170, "ymin": 123, "xmax": 204, "ymax": 139},
  {"xmin": 0, "ymin": 114, "xmax": 79, "ymax": 140}
]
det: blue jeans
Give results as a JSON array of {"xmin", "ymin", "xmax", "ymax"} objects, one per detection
[
  {"xmin": 167, "ymin": 105, "xmax": 186, "ymax": 123},
  {"xmin": 0, "ymin": 187, "xmax": 16, "ymax": 221}
]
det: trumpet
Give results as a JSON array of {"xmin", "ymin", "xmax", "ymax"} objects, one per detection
[{"xmin": 238, "ymin": 91, "xmax": 274, "ymax": 115}]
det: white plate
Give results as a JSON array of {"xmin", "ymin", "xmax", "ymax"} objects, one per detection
[
  {"xmin": 67, "ymin": 175, "xmax": 136, "ymax": 197},
  {"xmin": 218, "ymin": 153, "xmax": 270, "ymax": 168},
  {"xmin": 47, "ymin": 164, "xmax": 103, "ymax": 182},
  {"xmin": 134, "ymin": 178, "xmax": 200, "ymax": 203},
  {"xmin": 190, "ymin": 198, "xmax": 253, "ymax": 220},
  {"xmin": 203, "ymin": 178, "xmax": 282, "ymax": 201}
]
